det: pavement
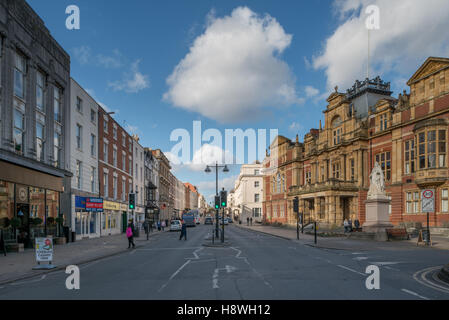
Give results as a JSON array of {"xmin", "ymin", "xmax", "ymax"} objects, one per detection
[
  {"xmin": 235, "ymin": 223, "xmax": 449, "ymax": 251},
  {"xmin": 0, "ymin": 224, "xmax": 448, "ymax": 300},
  {"xmin": 0, "ymin": 228, "xmax": 168, "ymax": 285}
]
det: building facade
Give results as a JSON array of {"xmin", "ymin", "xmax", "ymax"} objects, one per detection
[
  {"xmin": 70, "ymin": 78, "xmax": 100, "ymax": 240},
  {"xmin": 98, "ymin": 106, "xmax": 133, "ymax": 235},
  {"xmin": 232, "ymin": 162, "xmax": 264, "ymax": 223},
  {"xmin": 144, "ymin": 147, "xmax": 159, "ymax": 224},
  {"xmin": 132, "ymin": 135, "xmax": 145, "ymax": 225},
  {"xmin": 151, "ymin": 149, "xmax": 171, "ymax": 223},
  {"xmin": 264, "ymin": 57, "xmax": 449, "ymax": 229},
  {"xmin": 0, "ymin": 0, "xmax": 71, "ymax": 246}
]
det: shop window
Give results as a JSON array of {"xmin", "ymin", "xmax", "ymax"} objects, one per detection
[
  {"xmin": 0, "ymin": 181, "xmax": 15, "ymax": 222},
  {"xmin": 404, "ymin": 140, "xmax": 415, "ymax": 174},
  {"xmin": 375, "ymin": 152, "xmax": 391, "ymax": 181}
]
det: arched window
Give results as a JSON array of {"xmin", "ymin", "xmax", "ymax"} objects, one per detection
[{"xmin": 277, "ymin": 173, "xmax": 281, "ymax": 193}]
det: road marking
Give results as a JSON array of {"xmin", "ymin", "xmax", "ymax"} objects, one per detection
[
  {"xmin": 212, "ymin": 265, "xmax": 237, "ymax": 289},
  {"xmin": 230, "ymin": 247, "xmax": 272, "ymax": 288},
  {"xmin": 137, "ymin": 247, "xmax": 201, "ymax": 251},
  {"xmin": 337, "ymin": 265, "xmax": 366, "ymax": 276},
  {"xmin": 314, "ymin": 256, "xmax": 333, "ymax": 264},
  {"xmin": 370, "ymin": 261, "xmax": 402, "ymax": 266},
  {"xmin": 413, "ymin": 266, "xmax": 449, "ymax": 294},
  {"xmin": 384, "ymin": 266, "xmax": 401, "ymax": 271},
  {"xmin": 10, "ymin": 274, "xmax": 47, "ymax": 286},
  {"xmin": 158, "ymin": 260, "xmax": 191, "ymax": 292},
  {"xmin": 353, "ymin": 257, "xmax": 368, "ymax": 261},
  {"xmin": 401, "ymin": 288, "xmax": 430, "ymax": 300}
]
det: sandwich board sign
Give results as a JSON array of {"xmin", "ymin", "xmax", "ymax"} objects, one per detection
[
  {"xmin": 421, "ymin": 189, "xmax": 435, "ymax": 213},
  {"xmin": 33, "ymin": 236, "xmax": 56, "ymax": 270}
]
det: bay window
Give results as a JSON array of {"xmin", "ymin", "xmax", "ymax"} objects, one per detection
[{"xmin": 418, "ymin": 129, "xmax": 446, "ymax": 169}]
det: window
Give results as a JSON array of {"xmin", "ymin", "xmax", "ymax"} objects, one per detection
[
  {"xmin": 13, "ymin": 104, "xmax": 25, "ymax": 154},
  {"xmin": 14, "ymin": 52, "xmax": 26, "ymax": 99},
  {"xmin": 76, "ymin": 96, "xmax": 83, "ymax": 113},
  {"xmin": 122, "ymin": 132, "xmax": 126, "ymax": 147},
  {"xmin": 253, "ymin": 208, "xmax": 261, "ymax": 218},
  {"xmin": 333, "ymin": 128, "xmax": 341, "ymax": 145},
  {"xmin": 54, "ymin": 125, "xmax": 62, "ymax": 167},
  {"xmin": 129, "ymin": 140, "xmax": 132, "ymax": 153},
  {"xmin": 379, "ymin": 113, "xmax": 388, "ymax": 131},
  {"xmin": 103, "ymin": 118, "xmax": 108, "ymax": 133},
  {"xmin": 255, "ymin": 194, "xmax": 260, "ymax": 202},
  {"xmin": 305, "ymin": 170, "xmax": 312, "ymax": 184},
  {"xmin": 321, "ymin": 166, "xmax": 325, "ymax": 182},
  {"xmin": 375, "ymin": 152, "xmax": 391, "ymax": 182},
  {"xmin": 350, "ymin": 159, "xmax": 355, "ymax": 181},
  {"xmin": 36, "ymin": 71, "xmax": 45, "ymax": 113},
  {"xmin": 254, "ymin": 170, "xmax": 259, "ymax": 175},
  {"xmin": 254, "ymin": 181, "xmax": 260, "ymax": 188},
  {"xmin": 122, "ymin": 153, "xmax": 126, "ymax": 171},
  {"xmin": 113, "ymin": 126, "xmax": 117, "ymax": 140},
  {"xmin": 277, "ymin": 173, "xmax": 281, "ymax": 193},
  {"xmin": 76, "ymin": 124, "xmax": 82, "ymax": 149},
  {"xmin": 113, "ymin": 176, "xmax": 117, "ymax": 199},
  {"xmin": 280, "ymin": 205, "xmax": 284, "ymax": 217},
  {"xmin": 122, "ymin": 180, "xmax": 126, "ymax": 201},
  {"xmin": 332, "ymin": 161, "xmax": 340, "ymax": 179},
  {"xmin": 91, "ymin": 134, "xmax": 96, "ymax": 157},
  {"xmin": 91, "ymin": 167, "xmax": 96, "ymax": 193},
  {"xmin": 36, "ymin": 121, "xmax": 45, "ymax": 161},
  {"xmin": 404, "ymin": 140, "xmax": 415, "ymax": 174},
  {"xmin": 273, "ymin": 206, "xmax": 277, "ymax": 218},
  {"xmin": 113, "ymin": 148, "xmax": 117, "ymax": 167},
  {"xmin": 441, "ymin": 189, "xmax": 448, "ymax": 213},
  {"xmin": 54, "ymin": 87, "xmax": 62, "ymax": 123},
  {"xmin": 91, "ymin": 109, "xmax": 96, "ymax": 123},
  {"xmin": 272, "ymin": 177, "xmax": 275, "ymax": 193},
  {"xmin": 406, "ymin": 191, "xmax": 420, "ymax": 214},
  {"xmin": 332, "ymin": 116, "xmax": 342, "ymax": 145},
  {"xmin": 103, "ymin": 173, "xmax": 108, "ymax": 198},
  {"xmin": 76, "ymin": 161, "xmax": 82, "ymax": 189},
  {"xmin": 418, "ymin": 129, "xmax": 446, "ymax": 169},
  {"xmin": 103, "ymin": 142, "xmax": 109, "ymax": 163}
]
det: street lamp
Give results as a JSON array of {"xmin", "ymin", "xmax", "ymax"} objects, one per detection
[{"xmin": 205, "ymin": 162, "xmax": 229, "ymax": 239}]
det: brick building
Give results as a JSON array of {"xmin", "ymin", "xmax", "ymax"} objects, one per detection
[
  {"xmin": 98, "ymin": 106, "xmax": 133, "ymax": 235},
  {"xmin": 264, "ymin": 57, "xmax": 449, "ymax": 228}
]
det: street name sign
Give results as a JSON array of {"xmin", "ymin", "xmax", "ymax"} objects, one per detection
[{"xmin": 421, "ymin": 189, "xmax": 435, "ymax": 213}]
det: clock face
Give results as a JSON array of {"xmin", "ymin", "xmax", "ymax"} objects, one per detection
[{"xmin": 18, "ymin": 187, "xmax": 28, "ymax": 203}]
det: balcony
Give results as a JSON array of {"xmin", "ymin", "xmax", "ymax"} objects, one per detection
[
  {"xmin": 414, "ymin": 168, "xmax": 449, "ymax": 187},
  {"xmin": 289, "ymin": 179, "xmax": 358, "ymax": 196}
]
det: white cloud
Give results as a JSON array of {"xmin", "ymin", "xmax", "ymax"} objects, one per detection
[
  {"xmin": 305, "ymin": 86, "xmax": 319, "ymax": 98},
  {"xmin": 313, "ymin": 0, "xmax": 449, "ymax": 91},
  {"xmin": 164, "ymin": 6, "xmax": 302, "ymax": 123},
  {"xmin": 109, "ymin": 60, "xmax": 150, "ymax": 93},
  {"xmin": 73, "ymin": 46, "xmax": 91, "ymax": 65},
  {"xmin": 197, "ymin": 175, "xmax": 239, "ymax": 193},
  {"xmin": 125, "ymin": 124, "xmax": 139, "ymax": 135},
  {"xmin": 97, "ymin": 49, "xmax": 123, "ymax": 69},
  {"xmin": 289, "ymin": 122, "xmax": 302, "ymax": 132}
]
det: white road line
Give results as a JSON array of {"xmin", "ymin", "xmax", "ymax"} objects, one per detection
[
  {"xmin": 10, "ymin": 274, "xmax": 47, "ymax": 286},
  {"xmin": 413, "ymin": 266, "xmax": 449, "ymax": 294},
  {"xmin": 158, "ymin": 260, "xmax": 191, "ymax": 292},
  {"xmin": 401, "ymin": 288, "xmax": 430, "ymax": 300},
  {"xmin": 337, "ymin": 265, "xmax": 366, "ymax": 276},
  {"xmin": 353, "ymin": 257, "xmax": 368, "ymax": 261},
  {"xmin": 137, "ymin": 247, "xmax": 201, "ymax": 251}
]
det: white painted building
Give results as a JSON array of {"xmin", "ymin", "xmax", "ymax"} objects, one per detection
[
  {"xmin": 132, "ymin": 135, "xmax": 145, "ymax": 225},
  {"xmin": 70, "ymin": 78, "xmax": 100, "ymax": 240},
  {"xmin": 231, "ymin": 161, "xmax": 263, "ymax": 223}
]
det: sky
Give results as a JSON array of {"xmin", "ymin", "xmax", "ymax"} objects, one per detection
[{"xmin": 28, "ymin": 0, "xmax": 449, "ymax": 204}]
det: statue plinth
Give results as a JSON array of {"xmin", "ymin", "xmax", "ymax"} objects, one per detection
[{"xmin": 363, "ymin": 195, "xmax": 393, "ymax": 240}]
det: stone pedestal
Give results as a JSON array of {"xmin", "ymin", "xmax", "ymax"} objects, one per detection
[{"xmin": 363, "ymin": 195, "xmax": 393, "ymax": 241}]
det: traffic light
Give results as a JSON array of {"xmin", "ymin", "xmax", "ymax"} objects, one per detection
[
  {"xmin": 214, "ymin": 196, "xmax": 220, "ymax": 210},
  {"xmin": 220, "ymin": 190, "xmax": 227, "ymax": 208},
  {"xmin": 293, "ymin": 197, "xmax": 299, "ymax": 213},
  {"xmin": 129, "ymin": 193, "xmax": 136, "ymax": 210}
]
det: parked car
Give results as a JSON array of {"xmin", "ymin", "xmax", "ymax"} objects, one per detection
[
  {"xmin": 220, "ymin": 218, "xmax": 229, "ymax": 225},
  {"xmin": 227, "ymin": 218, "xmax": 233, "ymax": 223},
  {"xmin": 170, "ymin": 220, "xmax": 182, "ymax": 231},
  {"xmin": 204, "ymin": 217, "xmax": 213, "ymax": 225}
]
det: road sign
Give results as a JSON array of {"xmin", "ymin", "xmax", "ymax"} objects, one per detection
[{"xmin": 421, "ymin": 189, "xmax": 435, "ymax": 213}]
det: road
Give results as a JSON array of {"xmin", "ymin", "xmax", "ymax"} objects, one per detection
[{"xmin": 0, "ymin": 224, "xmax": 448, "ymax": 300}]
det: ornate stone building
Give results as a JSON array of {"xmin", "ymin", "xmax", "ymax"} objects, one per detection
[{"xmin": 264, "ymin": 57, "xmax": 449, "ymax": 228}]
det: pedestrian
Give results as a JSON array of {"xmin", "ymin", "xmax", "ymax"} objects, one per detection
[
  {"xmin": 143, "ymin": 220, "xmax": 149, "ymax": 240},
  {"xmin": 247, "ymin": 217, "xmax": 249, "ymax": 226},
  {"xmin": 161, "ymin": 220, "xmax": 166, "ymax": 231},
  {"xmin": 250, "ymin": 217, "xmax": 253, "ymax": 226},
  {"xmin": 343, "ymin": 219, "xmax": 349, "ymax": 233},
  {"xmin": 126, "ymin": 221, "xmax": 136, "ymax": 249},
  {"xmin": 348, "ymin": 218, "xmax": 353, "ymax": 232},
  {"xmin": 179, "ymin": 220, "xmax": 187, "ymax": 241},
  {"xmin": 157, "ymin": 221, "xmax": 161, "ymax": 231},
  {"xmin": 354, "ymin": 219, "xmax": 360, "ymax": 231}
]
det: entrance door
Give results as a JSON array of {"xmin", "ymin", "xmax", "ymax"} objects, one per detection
[
  {"xmin": 342, "ymin": 198, "xmax": 350, "ymax": 220},
  {"xmin": 17, "ymin": 204, "xmax": 31, "ymax": 248},
  {"xmin": 81, "ymin": 213, "xmax": 89, "ymax": 238}
]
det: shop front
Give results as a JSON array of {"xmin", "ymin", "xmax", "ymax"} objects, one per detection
[
  {"xmin": 103, "ymin": 200, "xmax": 121, "ymax": 236},
  {"xmin": 74, "ymin": 196, "xmax": 103, "ymax": 240}
]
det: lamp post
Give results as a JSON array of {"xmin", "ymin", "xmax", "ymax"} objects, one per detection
[{"xmin": 205, "ymin": 162, "xmax": 229, "ymax": 238}]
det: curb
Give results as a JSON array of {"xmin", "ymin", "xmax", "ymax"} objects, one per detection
[
  {"xmin": 234, "ymin": 225, "xmax": 294, "ymax": 241},
  {"xmin": 438, "ymin": 264, "xmax": 449, "ymax": 284},
  {"xmin": 0, "ymin": 231, "xmax": 167, "ymax": 286}
]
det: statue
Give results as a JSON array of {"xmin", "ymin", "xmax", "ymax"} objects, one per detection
[{"xmin": 368, "ymin": 162, "xmax": 386, "ymax": 198}]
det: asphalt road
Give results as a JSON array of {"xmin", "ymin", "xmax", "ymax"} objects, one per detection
[{"xmin": 1, "ymin": 224, "xmax": 448, "ymax": 300}]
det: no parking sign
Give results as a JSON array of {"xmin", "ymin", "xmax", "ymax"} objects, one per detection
[{"xmin": 421, "ymin": 189, "xmax": 435, "ymax": 213}]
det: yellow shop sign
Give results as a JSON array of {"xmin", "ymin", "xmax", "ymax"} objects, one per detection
[{"xmin": 103, "ymin": 201, "xmax": 120, "ymax": 210}]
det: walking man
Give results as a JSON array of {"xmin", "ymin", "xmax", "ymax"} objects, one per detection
[
  {"xmin": 179, "ymin": 220, "xmax": 187, "ymax": 241},
  {"xmin": 247, "ymin": 217, "xmax": 249, "ymax": 226}
]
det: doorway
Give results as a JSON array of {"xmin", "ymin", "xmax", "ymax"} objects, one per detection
[{"xmin": 342, "ymin": 197, "xmax": 351, "ymax": 220}]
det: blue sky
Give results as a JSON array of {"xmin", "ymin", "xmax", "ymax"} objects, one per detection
[{"xmin": 28, "ymin": 0, "xmax": 449, "ymax": 203}]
